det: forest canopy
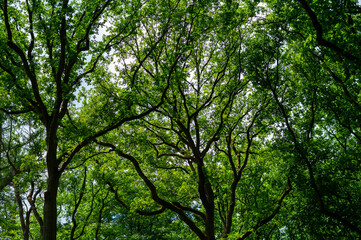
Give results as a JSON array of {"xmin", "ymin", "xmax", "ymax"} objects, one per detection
[{"xmin": 0, "ymin": 0, "xmax": 360, "ymax": 239}]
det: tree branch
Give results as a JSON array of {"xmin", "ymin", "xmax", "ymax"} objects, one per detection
[
  {"xmin": 297, "ymin": 0, "xmax": 360, "ymax": 63},
  {"xmin": 237, "ymin": 178, "xmax": 292, "ymax": 240}
]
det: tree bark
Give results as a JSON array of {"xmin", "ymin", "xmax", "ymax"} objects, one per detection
[
  {"xmin": 42, "ymin": 129, "xmax": 60, "ymax": 240},
  {"xmin": 43, "ymin": 166, "xmax": 59, "ymax": 240}
]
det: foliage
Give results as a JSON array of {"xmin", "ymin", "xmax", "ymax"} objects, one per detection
[{"xmin": 1, "ymin": 0, "xmax": 360, "ymax": 239}]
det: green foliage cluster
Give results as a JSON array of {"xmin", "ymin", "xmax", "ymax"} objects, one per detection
[{"xmin": 0, "ymin": 0, "xmax": 360, "ymax": 239}]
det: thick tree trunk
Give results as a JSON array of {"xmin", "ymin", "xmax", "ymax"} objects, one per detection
[
  {"xmin": 43, "ymin": 171, "xmax": 59, "ymax": 240},
  {"xmin": 43, "ymin": 129, "xmax": 60, "ymax": 240},
  {"xmin": 198, "ymin": 162, "xmax": 215, "ymax": 240},
  {"xmin": 204, "ymin": 181, "xmax": 215, "ymax": 240}
]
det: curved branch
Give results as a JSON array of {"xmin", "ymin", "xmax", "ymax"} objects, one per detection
[
  {"xmin": 114, "ymin": 147, "xmax": 206, "ymax": 239},
  {"xmin": 0, "ymin": 108, "xmax": 33, "ymax": 115},
  {"xmin": 297, "ymin": 0, "xmax": 360, "ymax": 63},
  {"xmin": 237, "ymin": 178, "xmax": 292, "ymax": 240},
  {"xmin": 3, "ymin": 0, "xmax": 48, "ymax": 120}
]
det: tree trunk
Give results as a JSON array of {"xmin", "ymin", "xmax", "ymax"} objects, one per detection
[
  {"xmin": 43, "ymin": 129, "xmax": 59, "ymax": 240},
  {"xmin": 13, "ymin": 180, "xmax": 29, "ymax": 240},
  {"xmin": 43, "ymin": 165, "xmax": 59, "ymax": 240},
  {"xmin": 204, "ymin": 181, "xmax": 215, "ymax": 240}
]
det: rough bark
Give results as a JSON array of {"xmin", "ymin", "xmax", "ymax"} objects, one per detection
[{"xmin": 43, "ymin": 128, "xmax": 60, "ymax": 240}]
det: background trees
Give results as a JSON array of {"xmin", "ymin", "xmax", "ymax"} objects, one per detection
[
  {"xmin": 1, "ymin": 0, "xmax": 360, "ymax": 239},
  {"xmin": 251, "ymin": 0, "xmax": 361, "ymax": 237}
]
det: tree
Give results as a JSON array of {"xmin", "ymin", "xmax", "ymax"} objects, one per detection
[
  {"xmin": 93, "ymin": 2, "xmax": 292, "ymax": 238},
  {"xmin": 0, "ymin": 112, "xmax": 44, "ymax": 240},
  {"xmin": 1, "ymin": 0, "xmax": 361, "ymax": 239},
  {"xmin": 0, "ymin": 0, "xmax": 175, "ymax": 238},
  {"xmin": 250, "ymin": 0, "xmax": 361, "ymax": 237}
]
